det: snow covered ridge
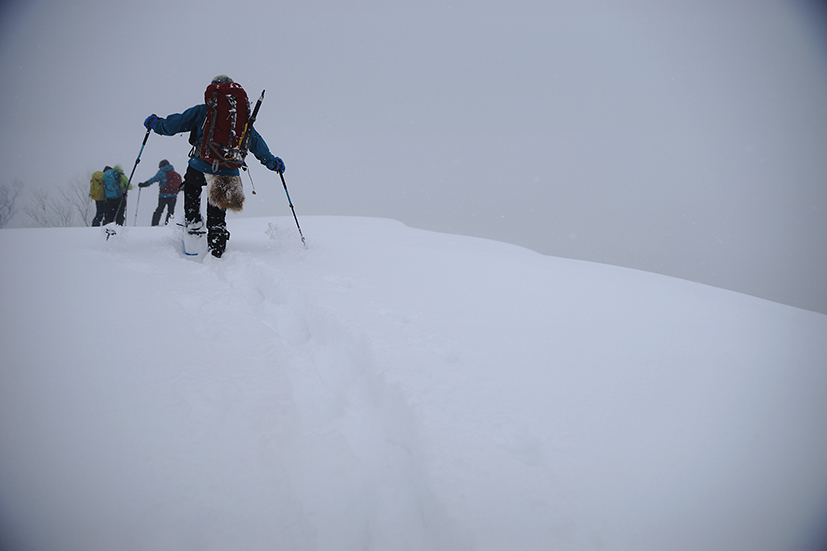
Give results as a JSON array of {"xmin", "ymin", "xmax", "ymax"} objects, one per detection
[{"xmin": 1, "ymin": 216, "xmax": 826, "ymax": 551}]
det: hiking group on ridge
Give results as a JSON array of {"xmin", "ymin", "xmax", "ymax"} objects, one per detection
[
  {"xmin": 89, "ymin": 165, "xmax": 130, "ymax": 226},
  {"xmin": 90, "ymin": 74, "xmax": 286, "ymax": 257}
]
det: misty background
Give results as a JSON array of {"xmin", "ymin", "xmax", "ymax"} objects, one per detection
[{"xmin": 1, "ymin": 0, "xmax": 826, "ymax": 313}]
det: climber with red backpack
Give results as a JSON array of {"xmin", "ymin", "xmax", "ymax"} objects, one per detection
[
  {"xmin": 138, "ymin": 159, "xmax": 182, "ymax": 226},
  {"xmin": 143, "ymin": 75, "xmax": 285, "ymax": 257}
]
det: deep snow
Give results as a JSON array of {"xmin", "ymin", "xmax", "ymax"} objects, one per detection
[{"xmin": 1, "ymin": 216, "xmax": 826, "ymax": 551}]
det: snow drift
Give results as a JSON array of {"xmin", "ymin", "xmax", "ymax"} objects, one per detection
[{"xmin": 1, "ymin": 216, "xmax": 826, "ymax": 551}]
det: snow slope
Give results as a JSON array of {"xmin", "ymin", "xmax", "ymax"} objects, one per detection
[{"xmin": 1, "ymin": 216, "xmax": 826, "ymax": 551}]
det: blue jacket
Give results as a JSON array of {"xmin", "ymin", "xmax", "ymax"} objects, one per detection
[
  {"xmin": 152, "ymin": 104, "xmax": 278, "ymax": 176},
  {"xmin": 144, "ymin": 164, "xmax": 179, "ymax": 197}
]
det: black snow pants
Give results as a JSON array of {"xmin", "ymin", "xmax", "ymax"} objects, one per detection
[{"xmin": 183, "ymin": 165, "xmax": 229, "ymax": 256}]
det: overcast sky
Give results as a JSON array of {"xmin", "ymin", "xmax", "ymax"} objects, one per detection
[{"xmin": 1, "ymin": 0, "xmax": 826, "ymax": 313}]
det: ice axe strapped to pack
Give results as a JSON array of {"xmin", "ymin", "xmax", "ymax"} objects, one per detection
[
  {"xmin": 239, "ymin": 90, "xmax": 265, "ymax": 195},
  {"xmin": 240, "ymin": 91, "xmax": 265, "ymax": 162}
]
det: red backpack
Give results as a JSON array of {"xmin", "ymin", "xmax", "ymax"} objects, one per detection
[
  {"xmin": 162, "ymin": 170, "xmax": 182, "ymax": 195},
  {"xmin": 200, "ymin": 82, "xmax": 251, "ymax": 170}
]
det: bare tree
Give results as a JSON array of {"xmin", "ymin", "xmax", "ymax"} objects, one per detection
[
  {"xmin": 24, "ymin": 177, "xmax": 92, "ymax": 227},
  {"xmin": 61, "ymin": 175, "xmax": 94, "ymax": 227},
  {"xmin": 25, "ymin": 187, "xmax": 58, "ymax": 227},
  {"xmin": 0, "ymin": 179, "xmax": 24, "ymax": 228}
]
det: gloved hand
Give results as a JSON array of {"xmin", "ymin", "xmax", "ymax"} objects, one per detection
[
  {"xmin": 144, "ymin": 114, "xmax": 158, "ymax": 130},
  {"xmin": 138, "ymin": 181, "xmax": 149, "ymax": 188},
  {"xmin": 267, "ymin": 157, "xmax": 285, "ymax": 173}
]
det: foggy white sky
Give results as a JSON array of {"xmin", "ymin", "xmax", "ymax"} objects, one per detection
[{"xmin": 1, "ymin": 0, "xmax": 826, "ymax": 313}]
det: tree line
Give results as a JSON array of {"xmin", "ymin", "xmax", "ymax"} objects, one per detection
[{"xmin": 0, "ymin": 176, "xmax": 94, "ymax": 228}]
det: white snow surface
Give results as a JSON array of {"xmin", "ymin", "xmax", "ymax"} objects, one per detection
[{"xmin": 1, "ymin": 216, "xmax": 826, "ymax": 551}]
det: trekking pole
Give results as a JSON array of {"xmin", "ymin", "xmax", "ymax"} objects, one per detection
[
  {"xmin": 279, "ymin": 170, "xmax": 306, "ymax": 248},
  {"xmin": 133, "ymin": 187, "xmax": 143, "ymax": 226},
  {"xmin": 129, "ymin": 127, "xmax": 151, "ymax": 226}
]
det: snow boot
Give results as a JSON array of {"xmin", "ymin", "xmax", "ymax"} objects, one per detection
[
  {"xmin": 186, "ymin": 218, "xmax": 205, "ymax": 235},
  {"xmin": 208, "ymin": 227, "xmax": 230, "ymax": 258}
]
